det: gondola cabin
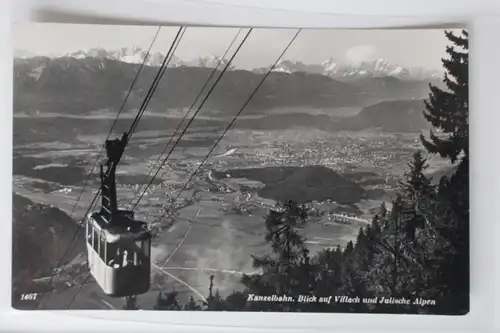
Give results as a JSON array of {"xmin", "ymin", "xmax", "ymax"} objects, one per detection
[
  {"xmin": 85, "ymin": 132, "xmax": 152, "ymax": 298},
  {"xmin": 86, "ymin": 209, "xmax": 152, "ymax": 297}
]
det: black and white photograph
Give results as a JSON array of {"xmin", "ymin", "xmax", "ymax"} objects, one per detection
[{"xmin": 12, "ymin": 24, "xmax": 469, "ymax": 315}]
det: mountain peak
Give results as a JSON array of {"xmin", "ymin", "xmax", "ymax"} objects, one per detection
[{"xmin": 270, "ymin": 56, "xmax": 441, "ymax": 81}]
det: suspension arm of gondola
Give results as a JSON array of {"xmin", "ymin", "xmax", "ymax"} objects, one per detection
[
  {"xmin": 99, "ymin": 27, "xmax": 185, "ymax": 223},
  {"xmin": 67, "ymin": 27, "xmax": 162, "ymax": 222}
]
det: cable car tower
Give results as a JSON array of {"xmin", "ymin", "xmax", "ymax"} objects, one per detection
[{"xmin": 85, "ymin": 132, "xmax": 152, "ymax": 301}]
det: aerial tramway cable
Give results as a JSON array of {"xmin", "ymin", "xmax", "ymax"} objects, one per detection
[
  {"xmin": 80, "ymin": 25, "xmax": 184, "ymax": 216},
  {"xmin": 66, "ymin": 28, "xmax": 301, "ymax": 310},
  {"xmin": 68, "ymin": 26, "xmax": 163, "ymax": 220},
  {"xmin": 149, "ymin": 29, "xmax": 302, "ymax": 234},
  {"xmin": 128, "ymin": 27, "xmax": 186, "ymax": 139},
  {"xmin": 36, "ymin": 26, "xmax": 185, "ymax": 310},
  {"xmin": 128, "ymin": 28, "xmax": 244, "ymax": 211}
]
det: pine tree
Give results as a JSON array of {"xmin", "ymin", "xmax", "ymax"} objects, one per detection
[
  {"xmin": 154, "ymin": 291, "xmax": 182, "ymax": 310},
  {"xmin": 398, "ymin": 150, "xmax": 435, "ymax": 240},
  {"xmin": 364, "ymin": 195, "xmax": 419, "ymax": 312},
  {"xmin": 379, "ymin": 202, "xmax": 388, "ymax": 219},
  {"xmin": 204, "ymin": 275, "xmax": 228, "ymax": 311},
  {"xmin": 399, "ymin": 151, "xmax": 433, "ymax": 201},
  {"xmin": 224, "ymin": 291, "xmax": 247, "ymax": 311},
  {"xmin": 241, "ymin": 200, "xmax": 313, "ymax": 311},
  {"xmin": 123, "ymin": 295, "xmax": 139, "ymax": 310},
  {"xmin": 315, "ymin": 247, "xmax": 343, "ymax": 301},
  {"xmin": 339, "ymin": 226, "xmax": 375, "ymax": 312},
  {"xmin": 420, "ymin": 30, "xmax": 468, "ymax": 164},
  {"xmin": 352, "ymin": 227, "xmax": 370, "ymax": 278},
  {"xmin": 211, "ymin": 290, "xmax": 226, "ymax": 311},
  {"xmin": 344, "ymin": 241, "xmax": 354, "ymax": 254},
  {"xmin": 421, "ymin": 166, "xmax": 469, "ymax": 314},
  {"xmin": 183, "ymin": 296, "xmax": 202, "ymax": 311},
  {"xmin": 340, "ymin": 240, "xmax": 357, "ymax": 294}
]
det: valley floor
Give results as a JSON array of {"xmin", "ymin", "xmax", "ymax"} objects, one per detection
[{"xmin": 12, "ymin": 124, "xmax": 441, "ymax": 310}]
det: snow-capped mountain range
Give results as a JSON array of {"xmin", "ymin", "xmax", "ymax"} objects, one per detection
[
  {"xmin": 266, "ymin": 58, "xmax": 442, "ymax": 81},
  {"xmin": 14, "ymin": 46, "xmax": 442, "ymax": 81}
]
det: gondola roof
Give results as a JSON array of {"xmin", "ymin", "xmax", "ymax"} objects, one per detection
[{"xmin": 88, "ymin": 210, "xmax": 151, "ymax": 242}]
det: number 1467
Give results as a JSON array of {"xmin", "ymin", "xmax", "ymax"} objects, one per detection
[{"xmin": 20, "ymin": 293, "xmax": 38, "ymax": 301}]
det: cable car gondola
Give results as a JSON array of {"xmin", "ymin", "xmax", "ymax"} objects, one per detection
[{"xmin": 85, "ymin": 133, "xmax": 152, "ymax": 297}]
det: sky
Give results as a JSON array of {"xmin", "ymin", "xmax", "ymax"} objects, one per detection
[{"xmin": 13, "ymin": 23, "xmax": 460, "ymax": 70}]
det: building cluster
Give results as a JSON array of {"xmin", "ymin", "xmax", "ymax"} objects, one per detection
[{"xmin": 122, "ymin": 130, "xmax": 421, "ymax": 219}]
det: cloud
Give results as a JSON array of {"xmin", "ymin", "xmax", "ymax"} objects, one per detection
[{"xmin": 343, "ymin": 45, "xmax": 379, "ymax": 64}]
